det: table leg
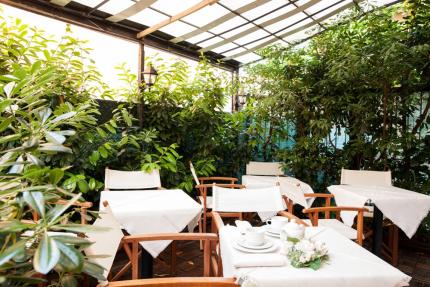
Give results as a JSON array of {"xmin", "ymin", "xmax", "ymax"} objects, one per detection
[
  {"xmin": 140, "ymin": 248, "xmax": 153, "ymax": 278},
  {"xmin": 372, "ymin": 206, "xmax": 383, "ymax": 257}
]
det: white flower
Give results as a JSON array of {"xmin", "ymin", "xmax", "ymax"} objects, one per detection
[
  {"xmin": 295, "ymin": 239, "xmax": 315, "ymax": 253},
  {"xmin": 283, "ymin": 241, "xmax": 295, "ymax": 254}
]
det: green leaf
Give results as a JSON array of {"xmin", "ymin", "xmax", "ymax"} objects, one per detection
[
  {"xmin": 49, "ymin": 168, "xmax": 64, "ymax": 185},
  {"xmin": 0, "ymin": 118, "xmax": 12, "ymax": 132},
  {"xmin": 50, "ymin": 111, "xmax": 76, "ymax": 124},
  {"xmin": 60, "ymin": 275, "xmax": 77, "ymax": 287},
  {"xmin": 88, "ymin": 178, "xmax": 96, "ymax": 190},
  {"xmin": 77, "ymin": 180, "xmax": 89, "ymax": 193},
  {"xmin": 3, "ymin": 82, "xmax": 15, "ymax": 97},
  {"xmin": 98, "ymin": 146, "xmax": 108, "ymax": 158},
  {"xmin": 33, "ymin": 233, "xmax": 61, "ymax": 274},
  {"xmin": 50, "ymin": 235, "xmax": 92, "ymax": 247},
  {"xmin": 0, "ymin": 99, "xmax": 13, "ymax": 113},
  {"xmin": 45, "ymin": 131, "xmax": 66, "ymax": 144},
  {"xmin": 38, "ymin": 143, "xmax": 72, "ymax": 154},
  {"xmin": 51, "ymin": 224, "xmax": 109, "ymax": 233},
  {"xmin": 82, "ymin": 260, "xmax": 106, "ymax": 281},
  {"xmin": 23, "ymin": 191, "xmax": 45, "ymax": 218},
  {"xmin": 0, "ymin": 240, "xmax": 26, "ymax": 266},
  {"xmin": 55, "ymin": 240, "xmax": 84, "ymax": 272},
  {"xmin": 0, "ymin": 133, "xmax": 21, "ymax": 144}
]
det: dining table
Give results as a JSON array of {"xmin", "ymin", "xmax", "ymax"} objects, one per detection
[
  {"xmin": 220, "ymin": 224, "xmax": 411, "ymax": 287},
  {"xmin": 99, "ymin": 189, "xmax": 202, "ymax": 278},
  {"xmin": 328, "ymin": 184, "xmax": 430, "ymax": 256}
]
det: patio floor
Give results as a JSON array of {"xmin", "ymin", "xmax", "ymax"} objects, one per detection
[{"xmin": 111, "ymin": 232, "xmax": 430, "ymax": 287}]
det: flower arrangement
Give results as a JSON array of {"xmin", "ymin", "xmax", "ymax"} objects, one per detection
[{"xmin": 284, "ymin": 238, "xmax": 329, "ymax": 270}]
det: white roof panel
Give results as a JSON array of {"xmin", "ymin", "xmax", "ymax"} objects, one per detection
[
  {"xmin": 150, "ymin": 0, "xmax": 202, "ymax": 16},
  {"xmin": 128, "ymin": 8, "xmax": 168, "ymax": 26},
  {"xmin": 159, "ymin": 21, "xmax": 196, "ymax": 38},
  {"xmin": 73, "ymin": 0, "xmax": 104, "ymax": 8},
  {"xmin": 234, "ymin": 29, "xmax": 271, "ymax": 46},
  {"xmin": 182, "ymin": 4, "xmax": 230, "ymax": 27},
  {"xmin": 98, "ymin": 0, "xmax": 134, "ymax": 15}
]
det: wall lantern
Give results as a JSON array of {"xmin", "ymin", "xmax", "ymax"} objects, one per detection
[{"xmin": 142, "ymin": 64, "xmax": 158, "ymax": 88}]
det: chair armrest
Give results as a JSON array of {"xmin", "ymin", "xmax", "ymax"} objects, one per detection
[
  {"xmin": 122, "ymin": 232, "xmax": 218, "ymax": 243},
  {"xmin": 303, "ymin": 206, "xmax": 369, "ymax": 213},
  {"xmin": 277, "ymin": 211, "xmax": 309, "ymax": 227},
  {"xmin": 199, "ymin": 177, "xmax": 238, "ymax": 184},
  {"xmin": 196, "ymin": 184, "xmax": 245, "ymax": 189},
  {"xmin": 51, "ymin": 199, "xmax": 93, "ymax": 208},
  {"xmin": 303, "ymin": 193, "xmax": 334, "ymax": 198},
  {"xmin": 211, "ymin": 211, "xmax": 225, "ymax": 233}
]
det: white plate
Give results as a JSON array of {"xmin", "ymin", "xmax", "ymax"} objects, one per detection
[
  {"xmin": 237, "ymin": 237, "xmax": 273, "ymax": 250},
  {"xmin": 233, "ymin": 242, "xmax": 278, "ymax": 253},
  {"xmin": 265, "ymin": 225, "xmax": 281, "ymax": 235}
]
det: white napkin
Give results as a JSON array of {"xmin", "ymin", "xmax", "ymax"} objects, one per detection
[
  {"xmin": 235, "ymin": 220, "xmax": 252, "ymax": 234},
  {"xmin": 233, "ymin": 253, "xmax": 286, "ymax": 268}
]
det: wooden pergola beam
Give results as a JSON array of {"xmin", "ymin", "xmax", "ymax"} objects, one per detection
[
  {"xmin": 107, "ymin": 0, "xmax": 157, "ymax": 23},
  {"xmin": 170, "ymin": 0, "xmax": 271, "ymax": 44},
  {"xmin": 137, "ymin": 0, "xmax": 219, "ymax": 39}
]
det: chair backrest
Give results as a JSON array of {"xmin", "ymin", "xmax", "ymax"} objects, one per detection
[
  {"xmin": 245, "ymin": 161, "xmax": 283, "ymax": 176},
  {"xmin": 105, "ymin": 168, "xmax": 161, "ymax": 190},
  {"xmin": 189, "ymin": 162, "xmax": 200, "ymax": 185},
  {"xmin": 340, "ymin": 168, "xmax": 392, "ymax": 186},
  {"xmin": 84, "ymin": 203, "xmax": 124, "ymax": 279},
  {"xmin": 212, "ymin": 185, "xmax": 284, "ymax": 213}
]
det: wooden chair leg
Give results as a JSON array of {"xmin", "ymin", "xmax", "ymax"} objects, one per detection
[
  {"xmin": 199, "ymin": 216, "xmax": 204, "ymax": 250},
  {"xmin": 391, "ymin": 225, "xmax": 399, "ymax": 266},
  {"xmin": 170, "ymin": 241, "xmax": 177, "ymax": 276}
]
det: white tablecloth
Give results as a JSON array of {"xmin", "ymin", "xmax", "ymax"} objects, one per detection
[
  {"xmin": 242, "ymin": 175, "xmax": 315, "ymax": 208},
  {"xmin": 328, "ymin": 185, "xmax": 430, "ymax": 238},
  {"xmin": 100, "ymin": 189, "xmax": 202, "ymax": 257},
  {"xmin": 220, "ymin": 225, "xmax": 410, "ymax": 287}
]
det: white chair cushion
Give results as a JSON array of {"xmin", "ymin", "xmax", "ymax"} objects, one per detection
[
  {"xmin": 304, "ymin": 219, "xmax": 358, "ymax": 240},
  {"xmin": 198, "ymin": 195, "xmax": 213, "ymax": 209}
]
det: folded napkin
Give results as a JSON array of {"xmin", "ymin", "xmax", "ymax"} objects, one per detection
[
  {"xmin": 233, "ymin": 253, "xmax": 286, "ymax": 268},
  {"xmin": 235, "ymin": 220, "xmax": 252, "ymax": 234}
]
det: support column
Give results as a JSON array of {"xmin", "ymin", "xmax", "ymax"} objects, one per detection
[
  {"xmin": 231, "ymin": 69, "xmax": 239, "ymax": 112},
  {"xmin": 137, "ymin": 42, "xmax": 145, "ymax": 127}
]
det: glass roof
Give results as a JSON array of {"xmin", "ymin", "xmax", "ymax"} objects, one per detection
[{"xmin": 51, "ymin": 0, "xmax": 401, "ymax": 64}]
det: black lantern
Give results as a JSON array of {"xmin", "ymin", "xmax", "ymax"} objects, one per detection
[
  {"xmin": 142, "ymin": 64, "xmax": 158, "ymax": 88},
  {"xmin": 236, "ymin": 90, "xmax": 248, "ymax": 110}
]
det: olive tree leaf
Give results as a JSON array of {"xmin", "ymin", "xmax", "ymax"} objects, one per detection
[
  {"xmin": 82, "ymin": 260, "xmax": 106, "ymax": 281},
  {"xmin": 23, "ymin": 191, "xmax": 45, "ymax": 218},
  {"xmin": 38, "ymin": 143, "xmax": 72, "ymax": 154},
  {"xmin": 3, "ymin": 82, "xmax": 15, "ymax": 98},
  {"xmin": 45, "ymin": 131, "xmax": 66, "ymax": 145},
  {"xmin": 55, "ymin": 240, "xmax": 84, "ymax": 272},
  {"xmin": 49, "ymin": 168, "xmax": 64, "ymax": 185},
  {"xmin": 50, "ymin": 112, "xmax": 76, "ymax": 124},
  {"xmin": 0, "ymin": 240, "xmax": 26, "ymax": 266},
  {"xmin": 33, "ymin": 233, "xmax": 61, "ymax": 274}
]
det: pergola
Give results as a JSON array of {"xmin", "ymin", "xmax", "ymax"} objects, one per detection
[{"xmin": 2, "ymin": 0, "xmax": 399, "ymax": 71}]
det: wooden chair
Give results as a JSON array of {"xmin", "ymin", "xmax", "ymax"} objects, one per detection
[
  {"xmin": 340, "ymin": 168, "xmax": 398, "ymax": 265},
  {"xmin": 302, "ymin": 206, "xmax": 368, "ymax": 246},
  {"xmin": 196, "ymin": 183, "xmax": 245, "ymax": 235},
  {"xmin": 85, "ymin": 202, "xmax": 220, "ymax": 284},
  {"xmin": 189, "ymin": 162, "xmax": 238, "ymax": 186},
  {"xmin": 245, "ymin": 161, "xmax": 283, "ymax": 176}
]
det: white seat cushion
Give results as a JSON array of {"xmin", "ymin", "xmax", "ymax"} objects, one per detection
[
  {"xmin": 304, "ymin": 219, "xmax": 359, "ymax": 240},
  {"xmin": 198, "ymin": 195, "xmax": 213, "ymax": 209}
]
